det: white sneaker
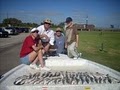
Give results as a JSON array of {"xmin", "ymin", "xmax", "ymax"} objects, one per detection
[
  {"xmin": 79, "ymin": 53, "xmax": 82, "ymax": 57},
  {"xmin": 29, "ymin": 64, "xmax": 40, "ymax": 70},
  {"xmin": 73, "ymin": 57, "xmax": 78, "ymax": 60},
  {"xmin": 41, "ymin": 67, "xmax": 51, "ymax": 71},
  {"xmin": 38, "ymin": 64, "xmax": 41, "ymax": 68}
]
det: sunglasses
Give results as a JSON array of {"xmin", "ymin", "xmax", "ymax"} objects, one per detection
[
  {"xmin": 44, "ymin": 22, "xmax": 51, "ymax": 25},
  {"xmin": 32, "ymin": 31, "xmax": 39, "ymax": 33},
  {"xmin": 56, "ymin": 30, "xmax": 62, "ymax": 32}
]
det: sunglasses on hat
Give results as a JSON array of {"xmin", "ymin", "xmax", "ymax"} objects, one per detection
[{"xmin": 32, "ymin": 31, "xmax": 39, "ymax": 33}]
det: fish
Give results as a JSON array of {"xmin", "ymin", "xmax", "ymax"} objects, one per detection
[
  {"xmin": 14, "ymin": 71, "xmax": 120, "ymax": 85},
  {"xmin": 79, "ymin": 74, "xmax": 85, "ymax": 84},
  {"xmin": 46, "ymin": 79, "xmax": 54, "ymax": 85},
  {"xmin": 98, "ymin": 77, "xmax": 102, "ymax": 84},
  {"xmin": 33, "ymin": 79, "xmax": 42, "ymax": 84},
  {"xmin": 14, "ymin": 75, "xmax": 28, "ymax": 85},
  {"xmin": 14, "ymin": 78, "xmax": 26, "ymax": 85}
]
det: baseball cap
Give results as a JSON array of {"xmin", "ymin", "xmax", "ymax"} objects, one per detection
[
  {"xmin": 31, "ymin": 28, "xmax": 39, "ymax": 33},
  {"xmin": 44, "ymin": 19, "xmax": 52, "ymax": 24},
  {"xmin": 65, "ymin": 17, "xmax": 73, "ymax": 23}
]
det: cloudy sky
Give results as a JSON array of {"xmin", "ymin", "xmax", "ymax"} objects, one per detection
[{"xmin": 0, "ymin": 0, "xmax": 120, "ymax": 28}]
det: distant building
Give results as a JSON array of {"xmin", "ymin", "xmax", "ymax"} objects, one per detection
[{"xmin": 75, "ymin": 24, "xmax": 95, "ymax": 31}]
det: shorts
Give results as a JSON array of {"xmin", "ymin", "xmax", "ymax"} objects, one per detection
[{"xmin": 20, "ymin": 55, "xmax": 30, "ymax": 65}]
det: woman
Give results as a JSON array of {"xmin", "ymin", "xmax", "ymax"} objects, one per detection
[{"xmin": 20, "ymin": 28, "xmax": 50, "ymax": 71}]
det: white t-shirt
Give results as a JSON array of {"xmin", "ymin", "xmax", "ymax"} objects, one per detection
[{"xmin": 37, "ymin": 25, "xmax": 55, "ymax": 45}]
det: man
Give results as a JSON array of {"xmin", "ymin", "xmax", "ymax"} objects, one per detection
[
  {"xmin": 64, "ymin": 17, "xmax": 80, "ymax": 59},
  {"xmin": 37, "ymin": 19, "xmax": 55, "ymax": 54},
  {"xmin": 55, "ymin": 27, "xmax": 65, "ymax": 54},
  {"xmin": 20, "ymin": 28, "xmax": 50, "ymax": 71}
]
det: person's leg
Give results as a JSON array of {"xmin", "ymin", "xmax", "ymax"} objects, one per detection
[
  {"xmin": 29, "ymin": 51, "xmax": 38, "ymax": 63},
  {"xmin": 32, "ymin": 56, "xmax": 39, "ymax": 64},
  {"xmin": 37, "ymin": 49, "xmax": 44, "ymax": 67},
  {"xmin": 28, "ymin": 51, "xmax": 40, "ymax": 69},
  {"xmin": 69, "ymin": 42, "xmax": 78, "ymax": 58},
  {"xmin": 67, "ymin": 44, "xmax": 73, "ymax": 58},
  {"xmin": 38, "ymin": 49, "xmax": 51, "ymax": 71},
  {"xmin": 28, "ymin": 50, "xmax": 45, "ymax": 70},
  {"xmin": 44, "ymin": 43, "xmax": 51, "ymax": 53},
  {"xmin": 29, "ymin": 50, "xmax": 45, "ymax": 65},
  {"xmin": 29, "ymin": 49, "xmax": 50, "ymax": 71},
  {"xmin": 20, "ymin": 55, "xmax": 30, "ymax": 65}
]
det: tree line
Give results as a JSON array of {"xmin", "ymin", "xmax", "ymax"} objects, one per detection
[{"xmin": 0, "ymin": 18, "xmax": 65, "ymax": 28}]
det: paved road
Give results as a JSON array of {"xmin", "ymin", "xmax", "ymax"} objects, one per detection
[{"xmin": 0, "ymin": 33, "xmax": 29, "ymax": 75}]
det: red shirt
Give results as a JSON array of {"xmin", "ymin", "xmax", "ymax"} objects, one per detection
[{"xmin": 20, "ymin": 35, "xmax": 38, "ymax": 58}]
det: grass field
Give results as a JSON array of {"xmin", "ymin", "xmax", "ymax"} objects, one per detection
[{"xmin": 78, "ymin": 31, "xmax": 120, "ymax": 72}]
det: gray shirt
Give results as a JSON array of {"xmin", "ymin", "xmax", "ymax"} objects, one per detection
[{"xmin": 55, "ymin": 34, "xmax": 65, "ymax": 53}]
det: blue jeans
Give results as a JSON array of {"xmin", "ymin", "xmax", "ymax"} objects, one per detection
[{"xmin": 20, "ymin": 55, "xmax": 30, "ymax": 65}]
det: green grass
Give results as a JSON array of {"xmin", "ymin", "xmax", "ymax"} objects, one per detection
[{"xmin": 78, "ymin": 31, "xmax": 120, "ymax": 72}]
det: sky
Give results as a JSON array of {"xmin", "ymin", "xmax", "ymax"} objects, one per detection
[{"xmin": 0, "ymin": 0, "xmax": 120, "ymax": 28}]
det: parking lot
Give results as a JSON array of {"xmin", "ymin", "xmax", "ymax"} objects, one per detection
[
  {"xmin": 0, "ymin": 33, "xmax": 29, "ymax": 49},
  {"xmin": 0, "ymin": 33, "xmax": 29, "ymax": 75}
]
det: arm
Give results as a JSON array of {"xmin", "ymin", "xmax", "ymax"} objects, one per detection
[
  {"xmin": 32, "ymin": 44, "xmax": 41, "ymax": 52},
  {"xmin": 76, "ymin": 34, "xmax": 79, "ymax": 48},
  {"xmin": 32, "ymin": 40, "xmax": 43, "ymax": 52},
  {"xmin": 49, "ymin": 31, "xmax": 55, "ymax": 45},
  {"xmin": 44, "ymin": 31, "xmax": 55, "ymax": 52},
  {"xmin": 74, "ymin": 25, "xmax": 79, "ymax": 48}
]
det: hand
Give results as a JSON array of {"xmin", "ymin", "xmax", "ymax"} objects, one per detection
[
  {"xmin": 38, "ymin": 44, "xmax": 43, "ymax": 49},
  {"xmin": 65, "ymin": 43, "xmax": 68, "ymax": 48}
]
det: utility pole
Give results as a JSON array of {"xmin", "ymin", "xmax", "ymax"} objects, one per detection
[{"xmin": 85, "ymin": 15, "xmax": 88, "ymax": 30}]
